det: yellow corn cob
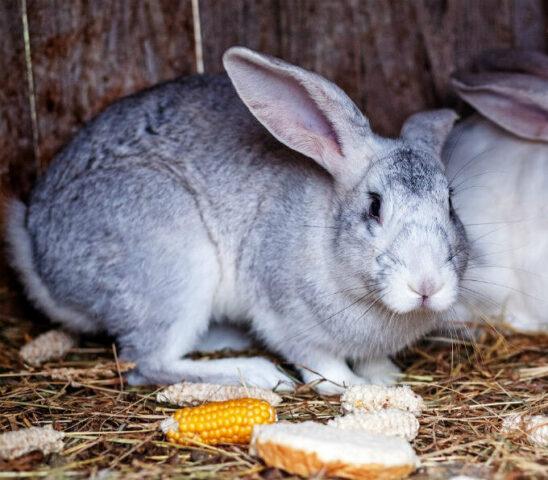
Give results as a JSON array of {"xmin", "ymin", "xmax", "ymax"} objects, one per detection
[{"xmin": 162, "ymin": 398, "xmax": 277, "ymax": 445}]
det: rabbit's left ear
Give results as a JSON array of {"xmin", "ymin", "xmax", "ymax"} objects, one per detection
[
  {"xmin": 401, "ymin": 109, "xmax": 458, "ymax": 157},
  {"xmin": 223, "ymin": 46, "xmax": 378, "ymax": 187}
]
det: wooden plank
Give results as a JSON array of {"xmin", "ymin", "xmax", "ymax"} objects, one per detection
[
  {"xmin": 512, "ymin": 0, "xmax": 547, "ymax": 49},
  {"xmin": 199, "ymin": 0, "xmax": 547, "ymax": 136},
  {"xmin": 0, "ymin": 0, "xmax": 36, "ymax": 199},
  {"xmin": 0, "ymin": 0, "xmax": 37, "ymax": 305},
  {"xmin": 27, "ymin": 0, "xmax": 196, "ymax": 168},
  {"xmin": 417, "ymin": 0, "xmax": 544, "ymax": 99},
  {"xmin": 199, "ymin": 0, "xmax": 431, "ymax": 134}
]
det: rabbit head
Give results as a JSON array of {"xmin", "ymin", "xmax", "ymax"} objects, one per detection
[
  {"xmin": 224, "ymin": 47, "xmax": 468, "ymax": 317},
  {"xmin": 452, "ymin": 48, "xmax": 548, "ymax": 142}
]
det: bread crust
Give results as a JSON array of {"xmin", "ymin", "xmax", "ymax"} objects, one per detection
[{"xmin": 254, "ymin": 440, "xmax": 415, "ymax": 479}]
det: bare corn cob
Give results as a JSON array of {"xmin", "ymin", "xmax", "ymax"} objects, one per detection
[
  {"xmin": 328, "ymin": 409, "xmax": 420, "ymax": 441},
  {"xmin": 341, "ymin": 385, "xmax": 424, "ymax": 416},
  {"xmin": 0, "ymin": 425, "xmax": 64, "ymax": 460},
  {"xmin": 502, "ymin": 413, "xmax": 548, "ymax": 446},
  {"xmin": 19, "ymin": 330, "xmax": 76, "ymax": 366},
  {"xmin": 156, "ymin": 382, "xmax": 282, "ymax": 406},
  {"xmin": 161, "ymin": 397, "xmax": 276, "ymax": 445}
]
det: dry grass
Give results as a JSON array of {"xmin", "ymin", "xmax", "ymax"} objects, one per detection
[{"xmin": 1, "ymin": 285, "xmax": 547, "ymax": 479}]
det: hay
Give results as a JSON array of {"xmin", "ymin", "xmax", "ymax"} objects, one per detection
[{"xmin": 1, "ymin": 287, "xmax": 547, "ymax": 479}]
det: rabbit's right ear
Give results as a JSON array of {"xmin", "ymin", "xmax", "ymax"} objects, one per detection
[
  {"xmin": 452, "ymin": 59, "xmax": 548, "ymax": 142},
  {"xmin": 223, "ymin": 47, "xmax": 376, "ymax": 186}
]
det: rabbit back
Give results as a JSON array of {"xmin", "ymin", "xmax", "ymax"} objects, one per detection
[{"xmin": 23, "ymin": 74, "xmax": 328, "ymax": 334}]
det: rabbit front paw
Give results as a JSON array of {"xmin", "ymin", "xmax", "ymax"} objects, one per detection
[
  {"xmin": 126, "ymin": 356, "xmax": 295, "ymax": 391},
  {"xmin": 298, "ymin": 354, "xmax": 367, "ymax": 395},
  {"xmin": 353, "ymin": 357, "xmax": 401, "ymax": 385}
]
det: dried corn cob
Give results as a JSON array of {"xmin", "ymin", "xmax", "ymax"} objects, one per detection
[
  {"xmin": 48, "ymin": 361, "xmax": 135, "ymax": 386},
  {"xmin": 0, "ymin": 425, "xmax": 64, "ymax": 460},
  {"xmin": 341, "ymin": 385, "xmax": 424, "ymax": 416},
  {"xmin": 502, "ymin": 413, "xmax": 548, "ymax": 446},
  {"xmin": 328, "ymin": 409, "xmax": 419, "ymax": 441},
  {"xmin": 19, "ymin": 329, "xmax": 76, "ymax": 366},
  {"xmin": 161, "ymin": 397, "xmax": 276, "ymax": 445},
  {"xmin": 156, "ymin": 382, "xmax": 282, "ymax": 406}
]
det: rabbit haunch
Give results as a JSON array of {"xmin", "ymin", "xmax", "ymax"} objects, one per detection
[{"xmin": 5, "ymin": 47, "xmax": 468, "ymax": 394}]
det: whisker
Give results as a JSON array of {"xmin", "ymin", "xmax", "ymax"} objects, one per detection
[
  {"xmin": 447, "ymin": 145, "xmax": 497, "ymax": 187},
  {"xmin": 459, "ymin": 285, "xmax": 503, "ymax": 310},
  {"xmin": 466, "ymin": 264, "xmax": 543, "ymax": 278},
  {"xmin": 458, "ymin": 295, "xmax": 506, "ymax": 349},
  {"xmin": 317, "ymin": 283, "xmax": 381, "ymax": 299},
  {"xmin": 300, "ymin": 224, "xmax": 338, "ymax": 230},
  {"xmin": 278, "ymin": 288, "xmax": 382, "ymax": 345},
  {"xmin": 450, "ymin": 169, "xmax": 507, "ymax": 192},
  {"xmin": 462, "ymin": 277, "xmax": 543, "ymax": 303}
]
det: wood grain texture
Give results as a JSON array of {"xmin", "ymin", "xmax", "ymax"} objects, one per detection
[
  {"xmin": 27, "ymin": 0, "xmax": 196, "ymax": 167},
  {"xmin": 0, "ymin": 1, "xmax": 36, "ymax": 307},
  {"xmin": 0, "ymin": 0, "xmax": 36, "ymax": 198},
  {"xmin": 199, "ymin": 0, "xmax": 548, "ymax": 135}
]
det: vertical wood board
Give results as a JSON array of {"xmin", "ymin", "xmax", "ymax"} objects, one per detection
[
  {"xmin": 0, "ymin": 0, "xmax": 36, "ymax": 301},
  {"xmin": 0, "ymin": 0, "xmax": 36, "ymax": 198},
  {"xmin": 199, "ymin": 0, "xmax": 548, "ymax": 136},
  {"xmin": 27, "ymin": 0, "xmax": 197, "ymax": 167}
]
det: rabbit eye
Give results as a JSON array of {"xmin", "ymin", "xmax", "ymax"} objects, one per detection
[{"xmin": 367, "ymin": 192, "xmax": 382, "ymax": 223}]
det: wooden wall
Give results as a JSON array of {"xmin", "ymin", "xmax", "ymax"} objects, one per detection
[{"xmin": 0, "ymin": 0, "xmax": 547, "ymax": 291}]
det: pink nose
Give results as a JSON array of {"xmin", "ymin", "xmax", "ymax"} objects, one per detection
[{"xmin": 408, "ymin": 279, "xmax": 443, "ymax": 300}]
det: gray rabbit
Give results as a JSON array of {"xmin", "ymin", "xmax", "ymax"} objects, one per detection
[{"xmin": 6, "ymin": 47, "xmax": 468, "ymax": 394}]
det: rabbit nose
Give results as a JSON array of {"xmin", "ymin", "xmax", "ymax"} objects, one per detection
[{"xmin": 408, "ymin": 278, "xmax": 443, "ymax": 300}]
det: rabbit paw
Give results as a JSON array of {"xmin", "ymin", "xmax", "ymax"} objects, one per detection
[
  {"xmin": 353, "ymin": 357, "xmax": 401, "ymax": 385},
  {"xmin": 299, "ymin": 357, "xmax": 367, "ymax": 395},
  {"xmin": 227, "ymin": 357, "xmax": 296, "ymax": 392},
  {"xmin": 126, "ymin": 356, "xmax": 295, "ymax": 391}
]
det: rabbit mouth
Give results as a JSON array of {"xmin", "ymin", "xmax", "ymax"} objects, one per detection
[{"xmin": 380, "ymin": 279, "xmax": 458, "ymax": 315}]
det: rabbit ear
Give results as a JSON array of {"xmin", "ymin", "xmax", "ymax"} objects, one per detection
[
  {"xmin": 401, "ymin": 109, "xmax": 458, "ymax": 157},
  {"xmin": 451, "ymin": 69, "xmax": 548, "ymax": 142},
  {"xmin": 223, "ymin": 47, "xmax": 375, "ymax": 185}
]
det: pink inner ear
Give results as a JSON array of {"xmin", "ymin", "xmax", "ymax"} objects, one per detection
[
  {"xmin": 492, "ymin": 101, "xmax": 548, "ymax": 141},
  {"xmin": 460, "ymin": 91, "xmax": 548, "ymax": 141},
  {"xmin": 453, "ymin": 72, "xmax": 548, "ymax": 142},
  {"xmin": 264, "ymin": 100, "xmax": 342, "ymax": 160},
  {"xmin": 233, "ymin": 60, "xmax": 343, "ymax": 163}
]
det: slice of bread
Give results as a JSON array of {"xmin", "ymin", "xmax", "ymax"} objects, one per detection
[{"xmin": 250, "ymin": 422, "xmax": 419, "ymax": 479}]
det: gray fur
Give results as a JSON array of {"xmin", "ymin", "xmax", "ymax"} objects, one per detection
[
  {"xmin": 6, "ymin": 47, "xmax": 467, "ymax": 393},
  {"xmin": 401, "ymin": 109, "xmax": 459, "ymax": 157}
]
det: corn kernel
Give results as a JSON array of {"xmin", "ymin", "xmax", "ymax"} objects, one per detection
[{"xmin": 161, "ymin": 397, "xmax": 277, "ymax": 445}]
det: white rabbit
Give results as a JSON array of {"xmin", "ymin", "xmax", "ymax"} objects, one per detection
[
  {"xmin": 444, "ymin": 49, "xmax": 548, "ymax": 332},
  {"xmin": 6, "ymin": 47, "xmax": 467, "ymax": 393}
]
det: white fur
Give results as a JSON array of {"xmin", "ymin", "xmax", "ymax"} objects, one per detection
[
  {"xmin": 446, "ymin": 117, "xmax": 548, "ymax": 331},
  {"xmin": 354, "ymin": 357, "xmax": 401, "ymax": 385}
]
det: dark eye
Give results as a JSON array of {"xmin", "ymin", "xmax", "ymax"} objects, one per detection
[
  {"xmin": 448, "ymin": 188, "xmax": 454, "ymax": 210},
  {"xmin": 368, "ymin": 192, "xmax": 382, "ymax": 222}
]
